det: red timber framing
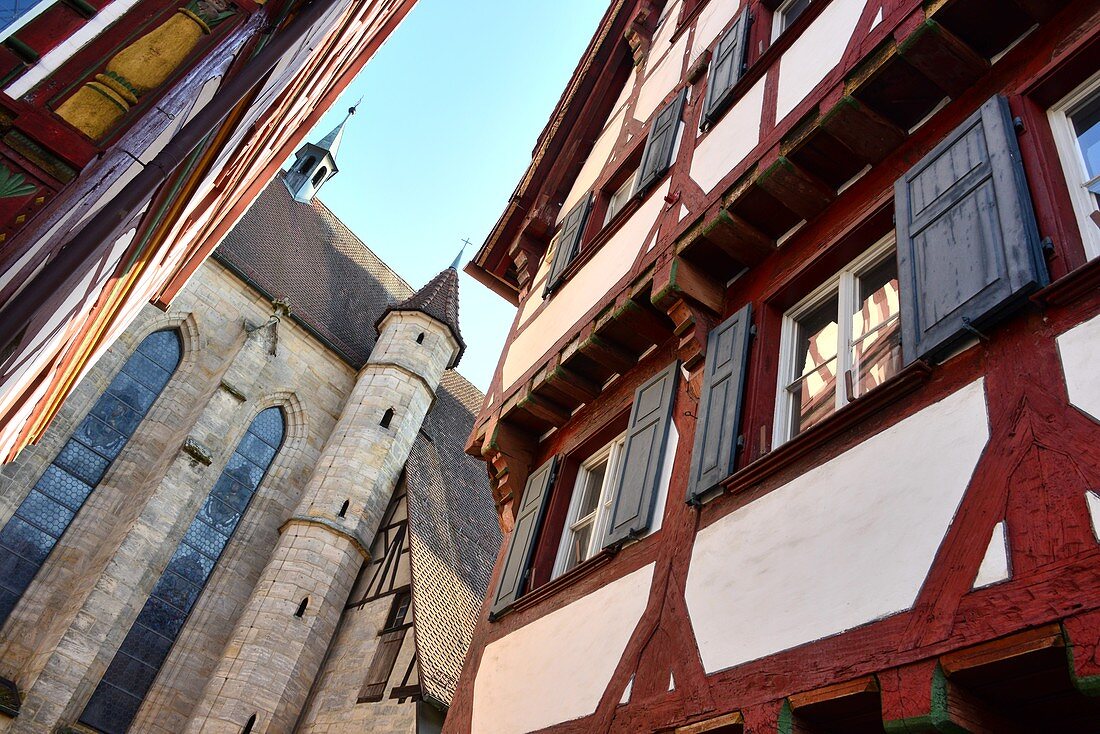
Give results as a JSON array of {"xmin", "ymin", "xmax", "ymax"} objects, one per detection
[
  {"xmin": 0, "ymin": 0, "xmax": 418, "ymax": 460},
  {"xmin": 451, "ymin": 0, "xmax": 1100, "ymax": 732}
]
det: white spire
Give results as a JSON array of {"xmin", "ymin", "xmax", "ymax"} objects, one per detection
[{"xmin": 316, "ymin": 103, "xmax": 357, "ymax": 160}]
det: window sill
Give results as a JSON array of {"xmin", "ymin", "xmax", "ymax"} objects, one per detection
[
  {"xmin": 511, "ymin": 548, "xmax": 618, "ymax": 616},
  {"xmin": 1031, "ymin": 255, "xmax": 1100, "ymax": 308},
  {"xmin": 721, "ymin": 360, "xmax": 933, "ymax": 496}
]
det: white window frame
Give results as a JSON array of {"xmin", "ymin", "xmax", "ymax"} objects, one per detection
[
  {"xmin": 771, "ymin": 0, "xmax": 812, "ymax": 41},
  {"xmin": 604, "ymin": 172, "xmax": 637, "ymax": 226},
  {"xmin": 773, "ymin": 235, "xmax": 897, "ymax": 446},
  {"xmin": 1048, "ymin": 69, "xmax": 1100, "ymax": 262},
  {"xmin": 552, "ymin": 432, "xmax": 627, "ymax": 579}
]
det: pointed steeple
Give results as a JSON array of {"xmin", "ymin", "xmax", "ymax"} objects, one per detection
[
  {"xmin": 376, "ymin": 258, "xmax": 465, "ymax": 366},
  {"xmin": 316, "ymin": 104, "xmax": 357, "ymax": 159}
]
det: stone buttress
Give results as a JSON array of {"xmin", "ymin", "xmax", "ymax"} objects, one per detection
[{"xmin": 184, "ymin": 266, "xmax": 464, "ymax": 732}]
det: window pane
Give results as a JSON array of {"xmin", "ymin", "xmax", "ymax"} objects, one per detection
[
  {"xmin": 15, "ymin": 490, "xmax": 75, "ymax": 538},
  {"xmin": 781, "ymin": 0, "xmax": 812, "ymax": 31},
  {"xmin": 852, "ymin": 257, "xmax": 900, "ymax": 340},
  {"xmin": 121, "ymin": 351, "xmax": 172, "ymax": 394},
  {"xmin": 1071, "ymin": 91, "xmax": 1100, "ymax": 199},
  {"xmin": 563, "ymin": 522, "xmax": 594, "ymax": 573},
  {"xmin": 788, "ymin": 358, "xmax": 838, "ymax": 437},
  {"xmin": 851, "ymin": 256, "xmax": 903, "ymax": 396},
  {"xmin": 577, "ymin": 460, "xmax": 608, "ymax": 518},
  {"xmin": 138, "ymin": 330, "xmax": 182, "ymax": 371},
  {"xmin": 792, "ymin": 296, "xmax": 839, "ymax": 383},
  {"xmin": 90, "ymin": 394, "xmax": 143, "ymax": 438},
  {"xmin": 34, "ymin": 465, "xmax": 93, "ymax": 510},
  {"xmin": 54, "ymin": 439, "xmax": 111, "ymax": 486},
  {"xmin": 0, "ymin": 0, "xmax": 50, "ymax": 33},
  {"xmin": 104, "ymin": 371, "xmax": 158, "ymax": 414}
]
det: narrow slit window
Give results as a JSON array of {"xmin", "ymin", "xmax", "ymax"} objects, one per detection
[
  {"xmin": 295, "ymin": 597, "xmax": 308, "ymax": 617},
  {"xmin": 242, "ymin": 714, "xmax": 256, "ymax": 734},
  {"xmin": 380, "ymin": 408, "xmax": 394, "ymax": 429},
  {"xmin": 338, "ymin": 499, "xmax": 349, "ymax": 518},
  {"xmin": 416, "ymin": 332, "xmax": 425, "ymax": 344}
]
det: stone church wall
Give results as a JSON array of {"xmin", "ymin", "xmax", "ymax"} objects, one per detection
[{"xmin": 0, "ymin": 259, "xmax": 356, "ymax": 733}]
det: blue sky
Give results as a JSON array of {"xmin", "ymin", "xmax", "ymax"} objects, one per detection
[{"xmin": 298, "ymin": 0, "xmax": 608, "ymax": 391}]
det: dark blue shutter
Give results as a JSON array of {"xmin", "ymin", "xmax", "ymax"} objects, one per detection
[
  {"xmin": 544, "ymin": 195, "xmax": 593, "ymax": 295},
  {"xmin": 702, "ymin": 9, "xmax": 751, "ymax": 129},
  {"xmin": 636, "ymin": 89, "xmax": 688, "ymax": 194},
  {"xmin": 603, "ymin": 361, "xmax": 679, "ymax": 548},
  {"xmin": 894, "ymin": 95, "xmax": 1046, "ymax": 363},
  {"xmin": 489, "ymin": 456, "xmax": 557, "ymax": 619},
  {"xmin": 687, "ymin": 305, "xmax": 752, "ymax": 504}
]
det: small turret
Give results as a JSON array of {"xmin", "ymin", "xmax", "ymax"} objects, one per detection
[
  {"xmin": 283, "ymin": 105, "xmax": 355, "ymax": 203},
  {"xmin": 376, "ymin": 257, "xmax": 465, "ymax": 368}
]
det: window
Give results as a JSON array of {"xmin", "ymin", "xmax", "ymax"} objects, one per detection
[
  {"xmin": 0, "ymin": 0, "xmax": 51, "ymax": 36},
  {"xmin": 1049, "ymin": 71, "xmax": 1100, "ymax": 260},
  {"xmin": 774, "ymin": 239, "xmax": 901, "ymax": 445},
  {"xmin": 772, "ymin": 0, "xmax": 812, "ymax": 40},
  {"xmin": 0, "ymin": 329, "xmax": 181, "ymax": 628},
  {"xmin": 552, "ymin": 434, "xmax": 627, "ymax": 578},
  {"xmin": 79, "ymin": 407, "xmax": 285, "ymax": 734},
  {"xmin": 311, "ymin": 166, "xmax": 328, "ymax": 187},
  {"xmin": 603, "ymin": 174, "xmax": 636, "ymax": 226},
  {"xmin": 359, "ymin": 590, "xmax": 412, "ymax": 703}
]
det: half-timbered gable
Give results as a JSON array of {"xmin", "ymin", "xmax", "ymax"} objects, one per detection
[{"xmin": 455, "ymin": 0, "xmax": 1100, "ymax": 732}]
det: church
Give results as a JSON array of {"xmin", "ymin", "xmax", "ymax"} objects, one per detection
[{"xmin": 0, "ymin": 116, "xmax": 499, "ymax": 734}]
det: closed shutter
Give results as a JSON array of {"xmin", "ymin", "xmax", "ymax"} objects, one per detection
[
  {"xmin": 489, "ymin": 456, "xmax": 558, "ymax": 618},
  {"xmin": 702, "ymin": 9, "xmax": 751, "ymax": 129},
  {"xmin": 636, "ymin": 89, "xmax": 688, "ymax": 194},
  {"xmin": 894, "ymin": 95, "xmax": 1046, "ymax": 363},
  {"xmin": 544, "ymin": 195, "xmax": 593, "ymax": 295},
  {"xmin": 603, "ymin": 361, "xmax": 679, "ymax": 548},
  {"xmin": 358, "ymin": 628, "xmax": 407, "ymax": 703},
  {"xmin": 687, "ymin": 304, "xmax": 752, "ymax": 504}
]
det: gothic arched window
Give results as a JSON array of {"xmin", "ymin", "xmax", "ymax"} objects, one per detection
[
  {"xmin": 311, "ymin": 166, "xmax": 328, "ymax": 187},
  {"xmin": 0, "ymin": 329, "xmax": 181, "ymax": 628},
  {"xmin": 79, "ymin": 406, "xmax": 285, "ymax": 734}
]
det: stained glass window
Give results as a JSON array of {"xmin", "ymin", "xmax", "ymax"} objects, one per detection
[
  {"xmin": 0, "ymin": 330, "xmax": 181, "ymax": 627},
  {"xmin": 79, "ymin": 407, "xmax": 284, "ymax": 734},
  {"xmin": 0, "ymin": 0, "xmax": 50, "ymax": 35}
]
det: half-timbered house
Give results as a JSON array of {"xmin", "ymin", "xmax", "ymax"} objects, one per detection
[
  {"xmin": 0, "ymin": 0, "xmax": 417, "ymax": 463},
  {"xmin": 453, "ymin": 0, "xmax": 1100, "ymax": 732},
  {"xmin": 0, "ymin": 129, "xmax": 499, "ymax": 733}
]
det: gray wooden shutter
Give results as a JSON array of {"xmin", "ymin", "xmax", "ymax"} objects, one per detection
[
  {"xmin": 687, "ymin": 304, "xmax": 752, "ymax": 504},
  {"xmin": 489, "ymin": 456, "xmax": 557, "ymax": 618},
  {"xmin": 636, "ymin": 89, "xmax": 687, "ymax": 194},
  {"xmin": 895, "ymin": 95, "xmax": 1046, "ymax": 363},
  {"xmin": 603, "ymin": 361, "xmax": 679, "ymax": 548},
  {"xmin": 702, "ymin": 9, "xmax": 750, "ymax": 129},
  {"xmin": 358, "ymin": 628, "xmax": 407, "ymax": 703},
  {"xmin": 544, "ymin": 195, "xmax": 593, "ymax": 295}
]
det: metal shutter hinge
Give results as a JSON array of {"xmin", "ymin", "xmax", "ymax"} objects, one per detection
[
  {"xmin": 1013, "ymin": 116, "xmax": 1026, "ymax": 134},
  {"xmin": 961, "ymin": 317, "xmax": 990, "ymax": 342}
]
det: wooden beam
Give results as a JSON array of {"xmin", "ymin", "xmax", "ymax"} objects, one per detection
[
  {"xmin": 707, "ymin": 209, "xmax": 775, "ymax": 265},
  {"xmin": 757, "ymin": 157, "xmax": 835, "ymax": 221},
  {"xmin": 548, "ymin": 361, "xmax": 602, "ymax": 404},
  {"xmin": 939, "ymin": 624, "xmax": 1064, "ymax": 677},
  {"xmin": 676, "ymin": 711, "xmax": 744, "ymax": 733},
  {"xmin": 789, "ymin": 676, "xmax": 880, "ymax": 710},
  {"xmin": 653, "ymin": 255, "xmax": 724, "ymax": 315},
  {"xmin": 783, "ymin": 676, "xmax": 880, "ymax": 734},
  {"xmin": 880, "ymin": 661, "xmax": 1026, "ymax": 733},
  {"xmin": 898, "ymin": 20, "xmax": 989, "ymax": 100},
  {"xmin": 578, "ymin": 333, "xmax": 635, "ymax": 374},
  {"xmin": 1010, "ymin": 0, "xmax": 1068, "ymax": 22},
  {"xmin": 819, "ymin": 96, "xmax": 907, "ymax": 165},
  {"xmin": 518, "ymin": 388, "xmax": 571, "ymax": 427}
]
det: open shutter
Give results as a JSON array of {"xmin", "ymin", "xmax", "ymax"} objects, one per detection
[
  {"xmin": 603, "ymin": 361, "xmax": 679, "ymax": 548},
  {"xmin": 687, "ymin": 304, "xmax": 752, "ymax": 504},
  {"xmin": 544, "ymin": 195, "xmax": 593, "ymax": 295},
  {"xmin": 895, "ymin": 95, "xmax": 1046, "ymax": 363},
  {"xmin": 702, "ymin": 9, "xmax": 750, "ymax": 128},
  {"xmin": 636, "ymin": 89, "xmax": 687, "ymax": 194},
  {"xmin": 358, "ymin": 628, "xmax": 407, "ymax": 703},
  {"xmin": 489, "ymin": 456, "xmax": 558, "ymax": 619}
]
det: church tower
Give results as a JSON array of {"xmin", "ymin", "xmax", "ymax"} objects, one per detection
[
  {"xmin": 282, "ymin": 106, "xmax": 355, "ymax": 204},
  {"xmin": 185, "ymin": 262, "xmax": 464, "ymax": 733}
]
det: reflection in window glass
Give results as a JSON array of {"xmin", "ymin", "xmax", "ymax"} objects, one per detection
[
  {"xmin": 80, "ymin": 407, "xmax": 284, "ymax": 734},
  {"xmin": 774, "ymin": 0, "xmax": 812, "ymax": 38},
  {"xmin": 554, "ymin": 436, "xmax": 626, "ymax": 577},
  {"xmin": 603, "ymin": 173, "xmax": 637, "ymax": 226},
  {"xmin": 850, "ymin": 258, "xmax": 901, "ymax": 397},
  {"xmin": 0, "ymin": 330, "xmax": 180, "ymax": 627},
  {"xmin": 786, "ymin": 296, "xmax": 839, "ymax": 436},
  {"xmin": 1071, "ymin": 91, "xmax": 1100, "ymax": 204}
]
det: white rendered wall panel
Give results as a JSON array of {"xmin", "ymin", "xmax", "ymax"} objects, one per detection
[
  {"xmin": 635, "ymin": 33, "xmax": 689, "ymax": 124},
  {"xmin": 690, "ymin": 76, "xmax": 766, "ymax": 193},
  {"xmin": 501, "ymin": 180, "xmax": 671, "ymax": 390},
  {"xmin": 685, "ymin": 380, "xmax": 989, "ymax": 673},
  {"xmin": 1058, "ymin": 312, "xmax": 1100, "ymax": 423},
  {"xmin": 775, "ymin": 0, "xmax": 867, "ymax": 123},
  {"xmin": 690, "ymin": 0, "xmax": 744, "ymax": 64},
  {"xmin": 472, "ymin": 563, "xmax": 655, "ymax": 734}
]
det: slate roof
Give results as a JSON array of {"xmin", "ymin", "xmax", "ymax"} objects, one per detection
[
  {"xmin": 214, "ymin": 177, "xmax": 413, "ymax": 367},
  {"xmin": 212, "ymin": 172, "xmax": 497, "ymax": 710},
  {"xmin": 405, "ymin": 369, "xmax": 500, "ymax": 707},
  {"xmin": 379, "ymin": 265, "xmax": 466, "ymax": 367}
]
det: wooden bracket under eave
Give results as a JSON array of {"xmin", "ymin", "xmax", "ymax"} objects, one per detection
[{"xmin": 481, "ymin": 413, "xmax": 538, "ymax": 533}]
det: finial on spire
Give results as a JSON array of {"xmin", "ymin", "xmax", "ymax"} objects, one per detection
[{"xmin": 451, "ymin": 238, "xmax": 471, "ymax": 270}]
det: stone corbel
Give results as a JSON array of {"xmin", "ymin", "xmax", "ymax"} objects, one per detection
[{"xmin": 55, "ymin": 0, "xmax": 238, "ymax": 139}]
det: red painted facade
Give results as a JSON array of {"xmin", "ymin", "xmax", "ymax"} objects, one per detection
[{"xmin": 455, "ymin": 0, "xmax": 1100, "ymax": 731}]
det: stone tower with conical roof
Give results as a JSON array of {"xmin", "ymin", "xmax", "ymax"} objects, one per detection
[
  {"xmin": 184, "ymin": 262, "xmax": 463, "ymax": 733},
  {"xmin": 283, "ymin": 106, "xmax": 355, "ymax": 204}
]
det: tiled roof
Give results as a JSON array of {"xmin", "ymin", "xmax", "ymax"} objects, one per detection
[
  {"xmin": 213, "ymin": 177, "xmax": 413, "ymax": 367},
  {"xmin": 379, "ymin": 265, "xmax": 466, "ymax": 367},
  {"xmin": 405, "ymin": 369, "xmax": 500, "ymax": 707}
]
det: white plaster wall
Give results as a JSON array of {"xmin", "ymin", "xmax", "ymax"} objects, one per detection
[
  {"xmin": 690, "ymin": 0, "xmax": 744, "ymax": 63},
  {"xmin": 972, "ymin": 521, "xmax": 1010, "ymax": 588},
  {"xmin": 1058, "ymin": 312, "xmax": 1100, "ymax": 423},
  {"xmin": 635, "ymin": 33, "xmax": 689, "ymax": 124},
  {"xmin": 471, "ymin": 563, "xmax": 655, "ymax": 734},
  {"xmin": 685, "ymin": 380, "xmax": 989, "ymax": 673},
  {"xmin": 501, "ymin": 180, "xmax": 671, "ymax": 390},
  {"xmin": 775, "ymin": 0, "xmax": 867, "ymax": 123},
  {"xmin": 561, "ymin": 106, "xmax": 627, "ymax": 215},
  {"xmin": 690, "ymin": 76, "xmax": 766, "ymax": 193}
]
